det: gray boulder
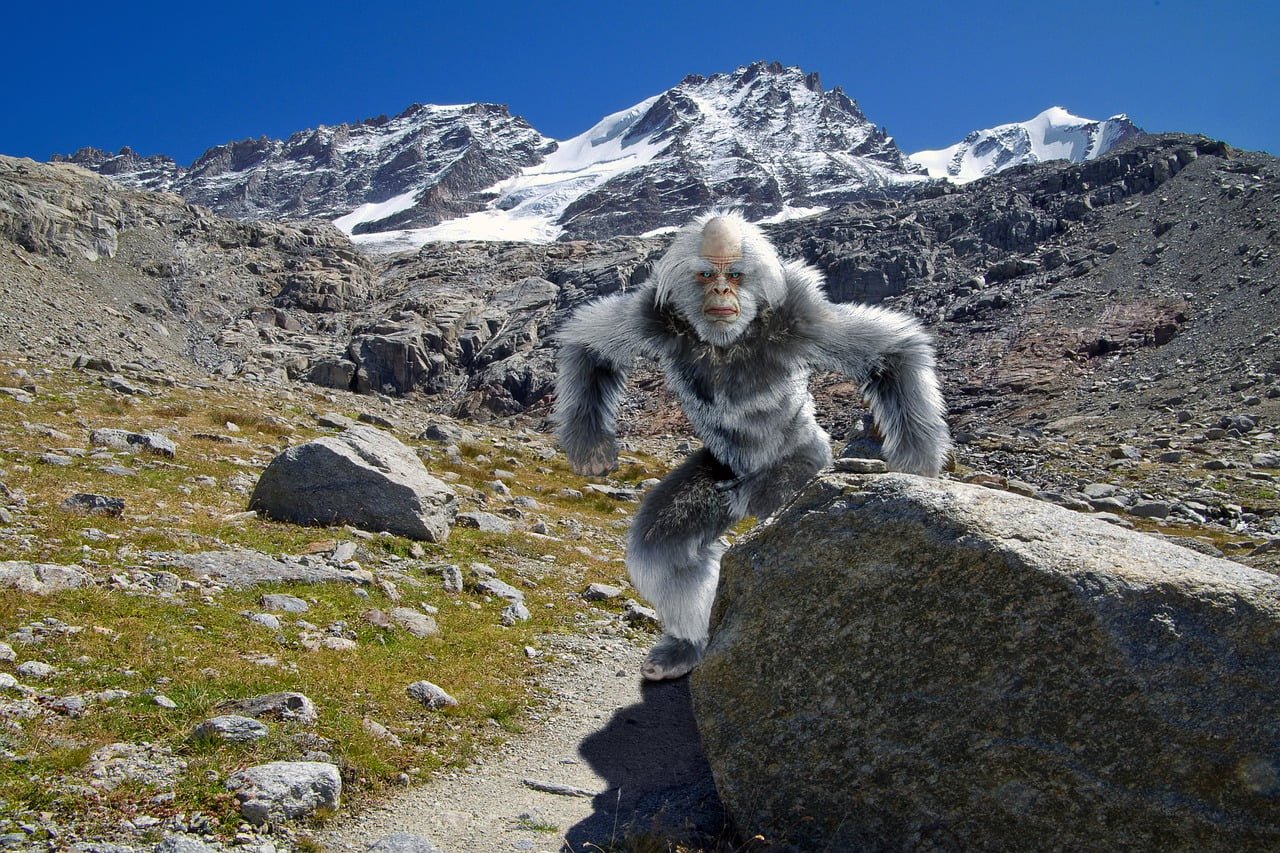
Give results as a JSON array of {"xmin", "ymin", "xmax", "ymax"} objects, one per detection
[
  {"xmin": 249, "ymin": 426, "xmax": 457, "ymax": 541},
  {"xmin": 225, "ymin": 760, "xmax": 341, "ymax": 825},
  {"xmin": 692, "ymin": 473, "xmax": 1280, "ymax": 851}
]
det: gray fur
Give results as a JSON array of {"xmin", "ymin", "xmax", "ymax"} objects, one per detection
[{"xmin": 553, "ymin": 211, "xmax": 950, "ymax": 678}]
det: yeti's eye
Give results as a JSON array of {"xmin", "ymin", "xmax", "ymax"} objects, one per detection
[
  {"xmin": 698, "ymin": 271, "xmax": 715, "ymax": 280},
  {"xmin": 727, "ymin": 271, "xmax": 742, "ymax": 280}
]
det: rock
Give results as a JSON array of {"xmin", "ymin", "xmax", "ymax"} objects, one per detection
[
  {"xmin": 1158, "ymin": 450, "xmax": 1186, "ymax": 463},
  {"xmin": 221, "ymin": 691, "xmax": 318, "ymax": 725},
  {"xmin": 260, "ymin": 593, "xmax": 310, "ymax": 613},
  {"xmin": 192, "ymin": 715, "xmax": 269, "ymax": 743},
  {"xmin": 390, "ymin": 607, "xmax": 439, "ymax": 638},
  {"xmin": 225, "ymin": 761, "xmax": 341, "ymax": 825},
  {"xmin": 623, "ymin": 600, "xmax": 660, "ymax": 630},
  {"xmin": 406, "ymin": 680, "xmax": 458, "ymax": 709},
  {"xmin": 61, "ymin": 493, "xmax": 124, "ymax": 517},
  {"xmin": 0, "ymin": 673, "xmax": 19, "ymax": 691},
  {"xmin": 439, "ymin": 564, "xmax": 463, "ymax": 594},
  {"xmin": 1253, "ymin": 452, "xmax": 1280, "ymax": 468},
  {"xmin": 0, "ymin": 642, "xmax": 14, "ymax": 662},
  {"xmin": 249, "ymin": 426, "xmax": 457, "ymax": 542},
  {"xmin": 172, "ymin": 549, "xmax": 348, "ymax": 587},
  {"xmin": 89, "ymin": 428, "xmax": 176, "ymax": 457},
  {"xmin": 1109, "ymin": 444, "xmax": 1142, "ymax": 460},
  {"xmin": 583, "ymin": 582, "xmax": 623, "ymax": 601},
  {"xmin": 475, "ymin": 576, "xmax": 524, "ymax": 604},
  {"xmin": 16, "ymin": 661, "xmax": 55, "ymax": 679},
  {"xmin": 692, "ymin": 473, "xmax": 1280, "ymax": 850},
  {"xmin": 455, "ymin": 510, "xmax": 514, "ymax": 534},
  {"xmin": 361, "ymin": 718, "xmax": 402, "ymax": 748},
  {"xmin": 154, "ymin": 695, "xmax": 178, "ymax": 709},
  {"xmin": 1128, "ymin": 500, "xmax": 1173, "ymax": 518},
  {"xmin": 0, "ymin": 561, "xmax": 94, "ymax": 594},
  {"xmin": 419, "ymin": 423, "xmax": 470, "ymax": 443},
  {"xmin": 245, "ymin": 612, "xmax": 282, "ymax": 631},
  {"xmin": 155, "ymin": 836, "xmax": 221, "ymax": 852},
  {"xmin": 500, "ymin": 602, "xmax": 531, "ymax": 625},
  {"xmin": 366, "ymin": 832, "xmax": 443, "ymax": 852},
  {"xmin": 88, "ymin": 742, "xmax": 187, "ymax": 791},
  {"xmin": 832, "ymin": 457, "xmax": 889, "ymax": 474},
  {"xmin": 316, "ymin": 411, "xmax": 357, "ymax": 429}
]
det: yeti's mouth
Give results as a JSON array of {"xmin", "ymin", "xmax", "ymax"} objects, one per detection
[{"xmin": 706, "ymin": 307, "xmax": 739, "ymax": 320}]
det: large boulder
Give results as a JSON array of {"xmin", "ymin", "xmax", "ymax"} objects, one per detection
[
  {"xmin": 225, "ymin": 761, "xmax": 341, "ymax": 825},
  {"xmin": 692, "ymin": 473, "xmax": 1280, "ymax": 851},
  {"xmin": 249, "ymin": 426, "xmax": 456, "ymax": 541}
]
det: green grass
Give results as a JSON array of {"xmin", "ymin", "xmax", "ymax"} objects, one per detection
[{"xmin": 0, "ymin": 356, "xmax": 647, "ymax": 843}]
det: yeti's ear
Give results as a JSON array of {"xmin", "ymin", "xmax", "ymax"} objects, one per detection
[
  {"xmin": 737, "ymin": 220, "xmax": 787, "ymax": 307},
  {"xmin": 651, "ymin": 220, "xmax": 704, "ymax": 307}
]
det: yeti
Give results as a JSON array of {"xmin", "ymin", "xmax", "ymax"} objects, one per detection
[{"xmin": 553, "ymin": 211, "xmax": 949, "ymax": 679}]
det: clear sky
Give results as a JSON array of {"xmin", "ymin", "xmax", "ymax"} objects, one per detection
[{"xmin": 4, "ymin": 0, "xmax": 1276, "ymax": 165}]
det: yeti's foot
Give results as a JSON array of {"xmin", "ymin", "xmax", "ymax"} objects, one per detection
[{"xmin": 641, "ymin": 634, "xmax": 706, "ymax": 681}]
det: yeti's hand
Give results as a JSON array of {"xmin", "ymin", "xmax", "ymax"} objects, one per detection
[{"xmin": 569, "ymin": 437, "xmax": 618, "ymax": 477}]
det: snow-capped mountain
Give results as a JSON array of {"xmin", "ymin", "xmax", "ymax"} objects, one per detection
[
  {"xmin": 56, "ymin": 67, "xmax": 1144, "ymax": 245},
  {"xmin": 403, "ymin": 62, "xmax": 928, "ymax": 244},
  {"xmin": 910, "ymin": 107, "xmax": 1143, "ymax": 184},
  {"xmin": 58, "ymin": 103, "xmax": 555, "ymax": 233},
  {"xmin": 58, "ymin": 63, "xmax": 929, "ymax": 245}
]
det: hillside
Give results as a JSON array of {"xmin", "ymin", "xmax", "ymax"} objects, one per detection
[{"xmin": 0, "ymin": 128, "xmax": 1277, "ymax": 848}]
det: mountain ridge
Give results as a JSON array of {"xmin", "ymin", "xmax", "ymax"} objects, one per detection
[{"xmin": 55, "ymin": 62, "xmax": 1140, "ymax": 244}]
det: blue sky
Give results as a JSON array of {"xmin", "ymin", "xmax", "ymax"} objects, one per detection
[{"xmin": 4, "ymin": 0, "xmax": 1276, "ymax": 164}]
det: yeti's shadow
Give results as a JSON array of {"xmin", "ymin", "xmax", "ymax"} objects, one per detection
[{"xmin": 561, "ymin": 676, "xmax": 729, "ymax": 851}]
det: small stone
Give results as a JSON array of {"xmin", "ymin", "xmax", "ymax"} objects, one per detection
[
  {"xmin": 500, "ymin": 603, "xmax": 531, "ymax": 626},
  {"xmin": 1109, "ymin": 445, "xmax": 1142, "ymax": 460},
  {"xmin": 1158, "ymin": 451, "xmax": 1185, "ymax": 463},
  {"xmin": 246, "ymin": 612, "xmax": 282, "ymax": 631},
  {"xmin": 406, "ymin": 680, "xmax": 458, "ymax": 709},
  {"xmin": 583, "ymin": 583, "xmax": 623, "ymax": 601},
  {"xmin": 361, "ymin": 718, "xmax": 402, "ymax": 747},
  {"xmin": 390, "ymin": 607, "xmax": 439, "ymax": 638},
  {"xmin": 440, "ymin": 564, "xmax": 463, "ymax": 594},
  {"xmin": 154, "ymin": 695, "xmax": 178, "ymax": 709},
  {"xmin": 222, "ymin": 691, "xmax": 318, "ymax": 725},
  {"xmin": 332, "ymin": 541, "xmax": 359, "ymax": 563},
  {"xmin": 623, "ymin": 600, "xmax": 660, "ymax": 630},
  {"xmin": 476, "ymin": 577, "xmax": 524, "ymax": 604},
  {"xmin": 1252, "ymin": 452, "xmax": 1280, "ymax": 468},
  {"xmin": 1129, "ymin": 501, "xmax": 1172, "ymax": 519},
  {"xmin": 322, "ymin": 636, "xmax": 358, "ymax": 651},
  {"xmin": 456, "ymin": 511, "xmax": 514, "ymax": 534},
  {"xmin": 1203, "ymin": 459, "xmax": 1232, "ymax": 471},
  {"xmin": 16, "ymin": 661, "xmax": 55, "ymax": 679},
  {"xmin": 61, "ymin": 493, "xmax": 124, "ymax": 517},
  {"xmin": 0, "ymin": 673, "xmax": 19, "ymax": 690},
  {"xmin": 259, "ymin": 594, "xmax": 310, "ymax": 613},
  {"xmin": 0, "ymin": 642, "xmax": 14, "ymax": 662},
  {"xmin": 193, "ymin": 715, "xmax": 269, "ymax": 743},
  {"xmin": 833, "ymin": 457, "xmax": 889, "ymax": 474}
]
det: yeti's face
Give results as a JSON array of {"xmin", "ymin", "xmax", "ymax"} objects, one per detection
[{"xmin": 658, "ymin": 213, "xmax": 781, "ymax": 347}]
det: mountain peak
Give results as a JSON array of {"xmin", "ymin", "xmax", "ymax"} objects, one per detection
[{"xmin": 910, "ymin": 107, "xmax": 1144, "ymax": 184}]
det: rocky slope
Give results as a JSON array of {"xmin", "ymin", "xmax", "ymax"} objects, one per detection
[{"xmin": 4, "ymin": 131, "xmax": 1279, "ymax": 568}]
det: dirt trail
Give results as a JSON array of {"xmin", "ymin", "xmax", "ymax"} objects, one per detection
[{"xmin": 319, "ymin": 632, "xmax": 726, "ymax": 852}]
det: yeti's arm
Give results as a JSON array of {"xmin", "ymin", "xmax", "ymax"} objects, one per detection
[
  {"xmin": 810, "ymin": 300, "xmax": 951, "ymax": 476},
  {"xmin": 551, "ymin": 291, "xmax": 654, "ymax": 476}
]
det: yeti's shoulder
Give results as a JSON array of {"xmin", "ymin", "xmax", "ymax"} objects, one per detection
[{"xmin": 770, "ymin": 259, "xmax": 836, "ymax": 329}]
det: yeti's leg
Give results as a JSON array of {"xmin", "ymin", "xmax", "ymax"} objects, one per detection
[
  {"xmin": 723, "ymin": 431, "xmax": 833, "ymax": 520},
  {"xmin": 627, "ymin": 449, "xmax": 741, "ymax": 681}
]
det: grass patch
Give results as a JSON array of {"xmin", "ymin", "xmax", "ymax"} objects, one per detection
[{"xmin": 0, "ymin": 355, "xmax": 653, "ymax": 843}]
